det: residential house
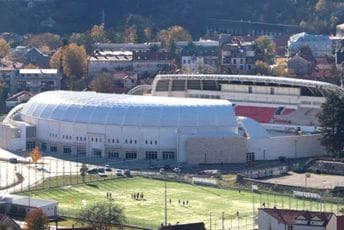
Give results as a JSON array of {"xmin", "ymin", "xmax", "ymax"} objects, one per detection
[
  {"xmin": 336, "ymin": 24, "xmax": 344, "ymax": 38},
  {"xmin": 221, "ymin": 40, "xmax": 255, "ymax": 73},
  {"xmin": 112, "ymin": 72, "xmax": 138, "ymax": 93},
  {"xmin": 287, "ymin": 54, "xmax": 312, "ymax": 76},
  {"xmin": 0, "ymin": 214, "xmax": 21, "ymax": 230},
  {"xmin": 337, "ymin": 215, "xmax": 344, "ymax": 230},
  {"xmin": 132, "ymin": 50, "xmax": 172, "ymax": 76},
  {"xmin": 23, "ymin": 47, "xmax": 50, "ymax": 68},
  {"xmin": 288, "ymin": 32, "xmax": 332, "ymax": 57},
  {"xmin": 10, "ymin": 68, "xmax": 61, "ymax": 94},
  {"xmin": 88, "ymin": 50, "xmax": 133, "ymax": 74},
  {"xmin": 5, "ymin": 91, "xmax": 33, "ymax": 111},
  {"xmin": 0, "ymin": 194, "xmax": 58, "ymax": 218},
  {"xmin": 258, "ymin": 208, "xmax": 336, "ymax": 230},
  {"xmin": 181, "ymin": 45, "xmax": 219, "ymax": 73}
]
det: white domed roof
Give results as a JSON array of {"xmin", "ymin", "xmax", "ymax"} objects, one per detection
[{"xmin": 20, "ymin": 91, "xmax": 237, "ymax": 128}]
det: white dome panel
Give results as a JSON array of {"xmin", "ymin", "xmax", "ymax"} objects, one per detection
[{"xmin": 19, "ymin": 91, "xmax": 237, "ymax": 128}]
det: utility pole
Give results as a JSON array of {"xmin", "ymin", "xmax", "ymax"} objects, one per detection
[
  {"xmin": 222, "ymin": 212, "xmax": 224, "ymax": 230},
  {"xmin": 164, "ymin": 181, "xmax": 167, "ymax": 226}
]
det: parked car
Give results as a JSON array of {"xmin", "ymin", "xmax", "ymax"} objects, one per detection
[
  {"xmin": 173, "ymin": 167, "xmax": 181, "ymax": 173},
  {"xmin": 87, "ymin": 168, "xmax": 98, "ymax": 174},
  {"xmin": 97, "ymin": 168, "xmax": 107, "ymax": 177},
  {"xmin": 116, "ymin": 169, "xmax": 123, "ymax": 176},
  {"xmin": 104, "ymin": 165, "xmax": 112, "ymax": 172},
  {"xmin": 9, "ymin": 158, "xmax": 18, "ymax": 164},
  {"xmin": 159, "ymin": 168, "xmax": 166, "ymax": 174}
]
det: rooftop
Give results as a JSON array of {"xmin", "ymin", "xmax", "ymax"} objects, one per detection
[
  {"xmin": 19, "ymin": 69, "xmax": 58, "ymax": 75},
  {"xmin": 260, "ymin": 208, "xmax": 333, "ymax": 226}
]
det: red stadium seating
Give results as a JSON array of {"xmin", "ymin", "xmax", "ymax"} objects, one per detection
[{"xmin": 235, "ymin": 106, "xmax": 276, "ymax": 123}]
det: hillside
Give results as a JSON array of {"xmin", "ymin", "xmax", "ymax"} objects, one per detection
[{"xmin": 0, "ymin": 0, "xmax": 343, "ymax": 37}]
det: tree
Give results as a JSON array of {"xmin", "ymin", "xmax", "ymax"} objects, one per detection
[
  {"xmin": 50, "ymin": 43, "xmax": 87, "ymax": 90},
  {"xmin": 298, "ymin": 45, "xmax": 316, "ymax": 65},
  {"xmin": 24, "ymin": 33, "xmax": 61, "ymax": 51},
  {"xmin": 90, "ymin": 74, "xmax": 114, "ymax": 93},
  {"xmin": 254, "ymin": 60, "xmax": 271, "ymax": 75},
  {"xmin": 31, "ymin": 146, "xmax": 42, "ymax": 163},
  {"xmin": 158, "ymin": 26, "xmax": 192, "ymax": 51},
  {"xmin": 0, "ymin": 38, "xmax": 10, "ymax": 59},
  {"xmin": 78, "ymin": 201, "xmax": 126, "ymax": 230},
  {"xmin": 271, "ymin": 62, "xmax": 287, "ymax": 76},
  {"xmin": 90, "ymin": 24, "xmax": 109, "ymax": 43},
  {"xmin": 319, "ymin": 91, "xmax": 344, "ymax": 158},
  {"xmin": 80, "ymin": 163, "xmax": 88, "ymax": 183},
  {"xmin": 24, "ymin": 208, "xmax": 48, "ymax": 230},
  {"xmin": 0, "ymin": 81, "xmax": 7, "ymax": 114},
  {"xmin": 255, "ymin": 36, "xmax": 276, "ymax": 64}
]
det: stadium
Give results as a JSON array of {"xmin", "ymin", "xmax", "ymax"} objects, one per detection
[
  {"xmin": 0, "ymin": 90, "xmax": 325, "ymax": 164},
  {"xmin": 130, "ymin": 74, "xmax": 342, "ymax": 127}
]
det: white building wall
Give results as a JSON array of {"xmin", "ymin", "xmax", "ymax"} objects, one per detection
[
  {"xmin": 248, "ymin": 134, "xmax": 325, "ymax": 160},
  {"xmin": 39, "ymin": 203, "xmax": 58, "ymax": 217},
  {"xmin": 258, "ymin": 209, "xmax": 286, "ymax": 230}
]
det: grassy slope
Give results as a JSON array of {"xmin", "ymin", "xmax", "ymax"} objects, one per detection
[{"xmin": 21, "ymin": 177, "xmax": 341, "ymax": 229}]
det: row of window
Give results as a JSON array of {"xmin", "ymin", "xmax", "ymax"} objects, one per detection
[
  {"xmin": 45, "ymin": 143, "xmax": 175, "ymax": 160},
  {"xmin": 49, "ymin": 134, "xmax": 158, "ymax": 145}
]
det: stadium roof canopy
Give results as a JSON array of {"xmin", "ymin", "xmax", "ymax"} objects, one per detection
[{"xmin": 19, "ymin": 91, "xmax": 237, "ymax": 128}]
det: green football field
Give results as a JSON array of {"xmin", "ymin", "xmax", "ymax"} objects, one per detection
[{"xmin": 21, "ymin": 177, "xmax": 342, "ymax": 229}]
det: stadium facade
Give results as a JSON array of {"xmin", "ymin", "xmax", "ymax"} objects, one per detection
[{"xmin": 0, "ymin": 91, "xmax": 325, "ymax": 164}]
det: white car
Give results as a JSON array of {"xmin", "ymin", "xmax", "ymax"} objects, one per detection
[
  {"xmin": 97, "ymin": 168, "xmax": 107, "ymax": 177},
  {"xmin": 173, "ymin": 167, "xmax": 181, "ymax": 173}
]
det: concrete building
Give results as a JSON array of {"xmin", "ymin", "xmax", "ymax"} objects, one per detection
[
  {"xmin": 88, "ymin": 50, "xmax": 133, "ymax": 74},
  {"xmin": 10, "ymin": 69, "xmax": 61, "ymax": 95},
  {"xmin": 221, "ymin": 41, "xmax": 255, "ymax": 73},
  {"xmin": 258, "ymin": 208, "xmax": 337, "ymax": 230},
  {"xmin": 181, "ymin": 44, "xmax": 219, "ymax": 73},
  {"xmin": 0, "ymin": 91, "xmax": 327, "ymax": 164},
  {"xmin": 288, "ymin": 32, "xmax": 332, "ymax": 57},
  {"xmin": 0, "ymin": 194, "xmax": 58, "ymax": 218},
  {"xmin": 132, "ymin": 50, "xmax": 172, "ymax": 76}
]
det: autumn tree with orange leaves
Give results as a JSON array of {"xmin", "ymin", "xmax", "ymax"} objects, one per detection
[{"xmin": 24, "ymin": 208, "xmax": 48, "ymax": 230}]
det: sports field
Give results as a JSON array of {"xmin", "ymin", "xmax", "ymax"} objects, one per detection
[{"xmin": 21, "ymin": 177, "xmax": 342, "ymax": 229}]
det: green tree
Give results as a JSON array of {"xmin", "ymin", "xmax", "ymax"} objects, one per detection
[
  {"xmin": 319, "ymin": 91, "xmax": 344, "ymax": 158},
  {"xmin": 254, "ymin": 60, "xmax": 271, "ymax": 75},
  {"xmin": 158, "ymin": 25, "xmax": 192, "ymax": 51},
  {"xmin": 90, "ymin": 73, "xmax": 114, "ymax": 93},
  {"xmin": 50, "ymin": 43, "xmax": 87, "ymax": 90},
  {"xmin": 78, "ymin": 201, "xmax": 126, "ymax": 230},
  {"xmin": 0, "ymin": 38, "xmax": 10, "ymax": 59},
  {"xmin": 24, "ymin": 208, "xmax": 48, "ymax": 230},
  {"xmin": 255, "ymin": 36, "xmax": 276, "ymax": 64}
]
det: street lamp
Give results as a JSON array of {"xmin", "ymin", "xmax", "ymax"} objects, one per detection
[{"xmin": 305, "ymin": 173, "xmax": 311, "ymax": 188}]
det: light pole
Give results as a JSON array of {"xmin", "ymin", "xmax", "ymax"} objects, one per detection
[
  {"xmin": 164, "ymin": 180, "xmax": 167, "ymax": 226},
  {"xmin": 305, "ymin": 173, "xmax": 311, "ymax": 188}
]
